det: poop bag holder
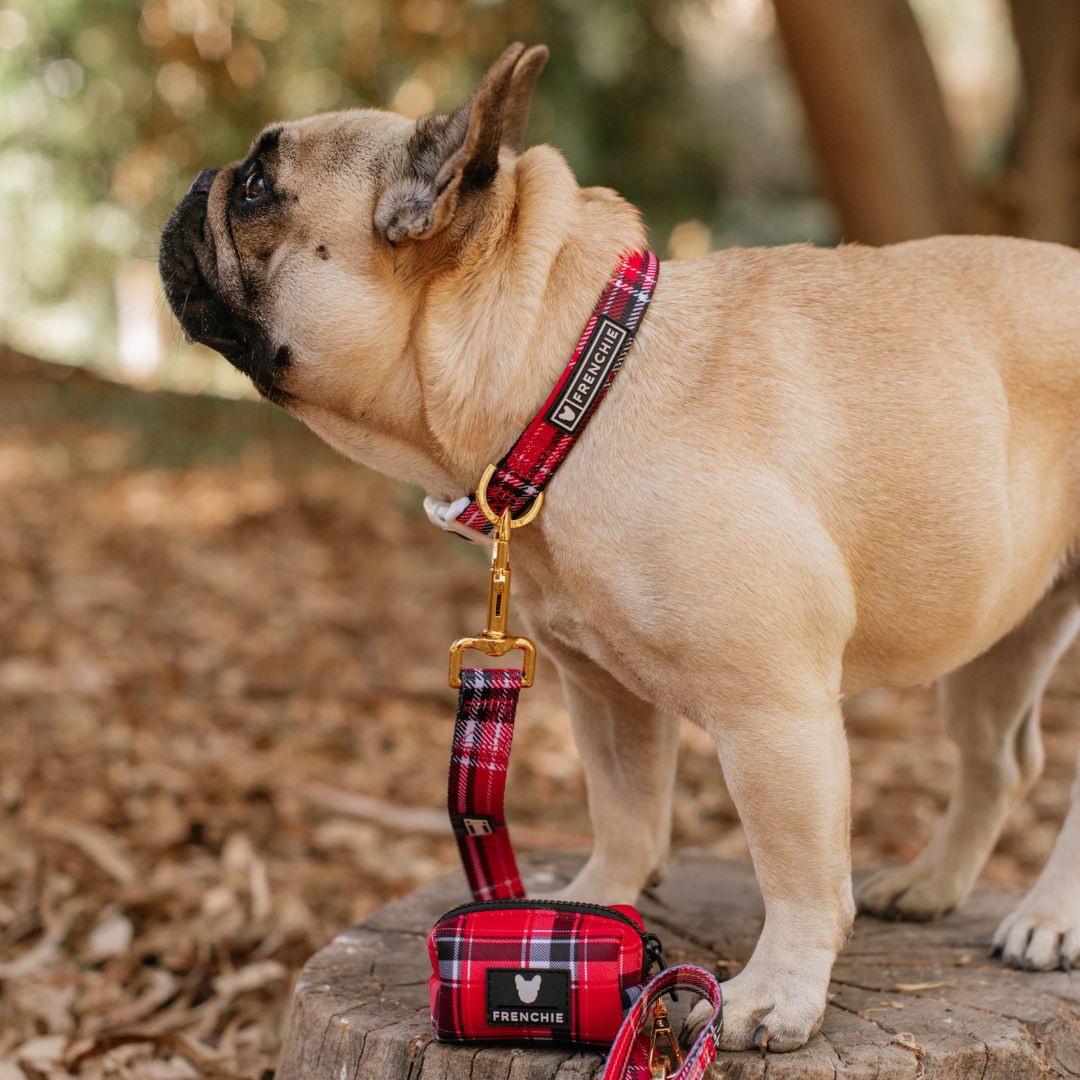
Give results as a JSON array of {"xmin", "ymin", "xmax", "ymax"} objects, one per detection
[{"xmin": 428, "ymin": 899, "xmax": 663, "ymax": 1048}]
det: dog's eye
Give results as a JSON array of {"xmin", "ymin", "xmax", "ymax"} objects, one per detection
[{"xmin": 243, "ymin": 167, "xmax": 267, "ymax": 202}]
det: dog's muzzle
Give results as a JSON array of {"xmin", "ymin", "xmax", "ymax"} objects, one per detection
[{"xmin": 158, "ymin": 171, "xmax": 290, "ymax": 402}]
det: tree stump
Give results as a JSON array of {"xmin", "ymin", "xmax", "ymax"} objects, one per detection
[{"xmin": 276, "ymin": 853, "xmax": 1080, "ymax": 1078}]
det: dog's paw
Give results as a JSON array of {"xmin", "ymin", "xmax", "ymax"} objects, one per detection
[
  {"xmin": 682, "ymin": 966, "xmax": 826, "ymax": 1052},
  {"xmin": 856, "ymin": 861, "xmax": 970, "ymax": 921},
  {"xmin": 992, "ymin": 892, "xmax": 1080, "ymax": 971}
]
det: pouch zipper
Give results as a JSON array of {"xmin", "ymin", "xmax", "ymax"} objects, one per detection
[{"xmin": 435, "ymin": 898, "xmax": 665, "ymax": 979}]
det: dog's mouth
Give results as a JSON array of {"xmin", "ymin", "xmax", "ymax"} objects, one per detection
[{"xmin": 158, "ymin": 185, "xmax": 291, "ymax": 404}]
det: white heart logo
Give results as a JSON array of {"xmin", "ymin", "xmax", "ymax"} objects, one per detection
[
  {"xmin": 515, "ymin": 973, "xmax": 542, "ymax": 1004},
  {"xmin": 557, "ymin": 405, "xmax": 577, "ymax": 424}
]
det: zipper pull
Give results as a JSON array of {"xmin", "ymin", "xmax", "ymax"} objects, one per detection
[
  {"xmin": 644, "ymin": 933, "xmax": 665, "ymax": 975},
  {"xmin": 643, "ymin": 933, "xmax": 680, "ymax": 1002}
]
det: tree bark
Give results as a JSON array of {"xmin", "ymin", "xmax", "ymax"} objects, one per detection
[
  {"xmin": 1007, "ymin": 0, "xmax": 1080, "ymax": 244},
  {"xmin": 772, "ymin": 0, "xmax": 971, "ymax": 245}
]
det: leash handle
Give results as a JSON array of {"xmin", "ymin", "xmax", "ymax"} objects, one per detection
[{"xmin": 602, "ymin": 965, "xmax": 723, "ymax": 1080}]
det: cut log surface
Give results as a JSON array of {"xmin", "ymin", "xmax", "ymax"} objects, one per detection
[{"xmin": 276, "ymin": 853, "xmax": 1080, "ymax": 1079}]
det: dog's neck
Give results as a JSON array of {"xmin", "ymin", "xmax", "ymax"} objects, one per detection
[{"xmin": 400, "ymin": 146, "xmax": 647, "ymax": 499}]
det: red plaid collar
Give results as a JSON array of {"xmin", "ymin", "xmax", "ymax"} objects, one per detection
[{"xmin": 430, "ymin": 249, "xmax": 659, "ymax": 538}]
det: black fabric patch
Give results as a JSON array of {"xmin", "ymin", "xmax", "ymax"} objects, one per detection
[
  {"xmin": 486, "ymin": 968, "xmax": 569, "ymax": 1027},
  {"xmin": 544, "ymin": 316, "xmax": 629, "ymax": 435}
]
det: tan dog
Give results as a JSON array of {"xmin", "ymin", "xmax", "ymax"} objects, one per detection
[{"xmin": 159, "ymin": 43, "xmax": 1080, "ymax": 1052}]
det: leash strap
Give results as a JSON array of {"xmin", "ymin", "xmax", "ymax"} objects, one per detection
[
  {"xmin": 449, "ymin": 667, "xmax": 526, "ymax": 900},
  {"xmin": 602, "ymin": 965, "xmax": 723, "ymax": 1080},
  {"xmin": 450, "ymin": 249, "xmax": 660, "ymax": 536}
]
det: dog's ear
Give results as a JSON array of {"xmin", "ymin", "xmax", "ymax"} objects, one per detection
[
  {"xmin": 500, "ymin": 44, "xmax": 548, "ymax": 152},
  {"xmin": 375, "ymin": 43, "xmax": 549, "ymax": 245}
]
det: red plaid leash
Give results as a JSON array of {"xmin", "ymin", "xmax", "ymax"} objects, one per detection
[
  {"xmin": 448, "ymin": 667, "xmax": 526, "ymax": 901},
  {"xmin": 446, "ymin": 250, "xmax": 659, "ymax": 904},
  {"xmin": 602, "ymin": 965, "xmax": 723, "ymax": 1079}
]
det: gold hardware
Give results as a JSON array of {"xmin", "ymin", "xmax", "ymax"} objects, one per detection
[
  {"xmin": 448, "ymin": 465, "xmax": 543, "ymax": 689},
  {"xmin": 648, "ymin": 1000, "xmax": 683, "ymax": 1079},
  {"xmin": 474, "ymin": 463, "xmax": 545, "ymax": 529}
]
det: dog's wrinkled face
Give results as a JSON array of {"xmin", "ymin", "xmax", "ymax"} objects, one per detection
[
  {"xmin": 159, "ymin": 108, "xmax": 411, "ymax": 404},
  {"xmin": 158, "ymin": 44, "xmax": 549, "ymax": 426}
]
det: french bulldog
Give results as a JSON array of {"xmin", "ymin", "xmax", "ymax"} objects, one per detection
[{"xmin": 159, "ymin": 43, "xmax": 1080, "ymax": 1052}]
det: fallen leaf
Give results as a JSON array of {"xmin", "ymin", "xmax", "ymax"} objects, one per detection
[
  {"xmin": 15, "ymin": 1034, "xmax": 66, "ymax": 1068},
  {"xmin": 83, "ymin": 911, "xmax": 134, "ymax": 963},
  {"xmin": 34, "ymin": 821, "xmax": 136, "ymax": 886},
  {"xmin": 212, "ymin": 960, "xmax": 287, "ymax": 999}
]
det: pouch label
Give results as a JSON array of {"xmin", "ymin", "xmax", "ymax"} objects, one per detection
[
  {"xmin": 486, "ymin": 968, "xmax": 570, "ymax": 1027},
  {"xmin": 545, "ymin": 316, "xmax": 628, "ymax": 435}
]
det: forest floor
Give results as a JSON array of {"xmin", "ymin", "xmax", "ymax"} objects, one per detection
[{"xmin": 2, "ymin": 347, "xmax": 1079, "ymax": 1079}]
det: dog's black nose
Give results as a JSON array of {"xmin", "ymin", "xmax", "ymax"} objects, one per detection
[{"xmin": 189, "ymin": 168, "xmax": 219, "ymax": 196}]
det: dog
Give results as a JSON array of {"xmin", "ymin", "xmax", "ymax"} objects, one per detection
[{"xmin": 159, "ymin": 43, "xmax": 1080, "ymax": 1052}]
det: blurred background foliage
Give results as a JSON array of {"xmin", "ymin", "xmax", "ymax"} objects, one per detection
[{"xmin": 0, "ymin": 0, "xmax": 1024, "ymax": 395}]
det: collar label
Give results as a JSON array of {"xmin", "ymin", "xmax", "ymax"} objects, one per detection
[
  {"xmin": 486, "ymin": 967, "xmax": 569, "ymax": 1027},
  {"xmin": 545, "ymin": 316, "xmax": 628, "ymax": 435}
]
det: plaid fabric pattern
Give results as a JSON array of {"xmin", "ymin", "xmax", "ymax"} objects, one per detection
[
  {"xmin": 449, "ymin": 667, "xmax": 526, "ymax": 901},
  {"xmin": 602, "ymin": 965, "xmax": 723, "ymax": 1079},
  {"xmin": 454, "ymin": 249, "xmax": 660, "ymax": 536},
  {"xmin": 428, "ymin": 903, "xmax": 648, "ymax": 1048}
]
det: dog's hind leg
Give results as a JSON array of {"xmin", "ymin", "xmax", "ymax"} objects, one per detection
[
  {"xmin": 992, "ymin": 745, "xmax": 1080, "ymax": 969},
  {"xmin": 857, "ymin": 578, "xmax": 1080, "ymax": 921},
  {"xmin": 533, "ymin": 646, "xmax": 680, "ymax": 906}
]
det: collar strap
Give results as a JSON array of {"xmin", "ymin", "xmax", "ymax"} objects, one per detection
[{"xmin": 441, "ymin": 248, "xmax": 659, "ymax": 538}]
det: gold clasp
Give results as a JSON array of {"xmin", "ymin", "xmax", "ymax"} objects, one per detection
[
  {"xmin": 648, "ymin": 1000, "xmax": 683, "ymax": 1079},
  {"xmin": 448, "ymin": 465, "xmax": 544, "ymax": 689}
]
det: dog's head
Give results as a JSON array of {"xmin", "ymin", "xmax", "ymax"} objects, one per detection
[{"xmin": 158, "ymin": 44, "xmax": 549, "ymax": 484}]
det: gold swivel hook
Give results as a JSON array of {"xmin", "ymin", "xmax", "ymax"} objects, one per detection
[{"xmin": 448, "ymin": 465, "xmax": 544, "ymax": 689}]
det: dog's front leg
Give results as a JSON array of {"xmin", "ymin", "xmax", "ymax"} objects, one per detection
[
  {"xmin": 534, "ymin": 644, "xmax": 680, "ymax": 906},
  {"xmin": 690, "ymin": 697, "xmax": 854, "ymax": 1051}
]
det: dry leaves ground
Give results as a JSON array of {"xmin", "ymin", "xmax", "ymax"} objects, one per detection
[{"xmin": 1, "ymin": 347, "xmax": 1078, "ymax": 1078}]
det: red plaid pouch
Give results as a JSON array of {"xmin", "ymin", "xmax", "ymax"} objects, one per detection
[{"xmin": 428, "ymin": 899, "xmax": 663, "ymax": 1048}]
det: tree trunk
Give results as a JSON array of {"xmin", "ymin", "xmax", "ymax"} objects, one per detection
[
  {"xmin": 772, "ymin": 0, "xmax": 971, "ymax": 245},
  {"xmin": 1007, "ymin": 0, "xmax": 1080, "ymax": 244},
  {"xmin": 277, "ymin": 853, "xmax": 1080, "ymax": 1078}
]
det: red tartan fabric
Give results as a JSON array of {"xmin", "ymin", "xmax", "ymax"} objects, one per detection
[
  {"xmin": 453, "ymin": 249, "xmax": 660, "ymax": 536},
  {"xmin": 449, "ymin": 667, "xmax": 526, "ymax": 901},
  {"xmin": 428, "ymin": 902, "xmax": 649, "ymax": 1048},
  {"xmin": 601, "ymin": 965, "xmax": 723, "ymax": 1079}
]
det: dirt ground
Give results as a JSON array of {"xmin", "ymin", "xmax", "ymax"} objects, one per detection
[{"xmin": 2, "ymin": 347, "xmax": 1078, "ymax": 1078}]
